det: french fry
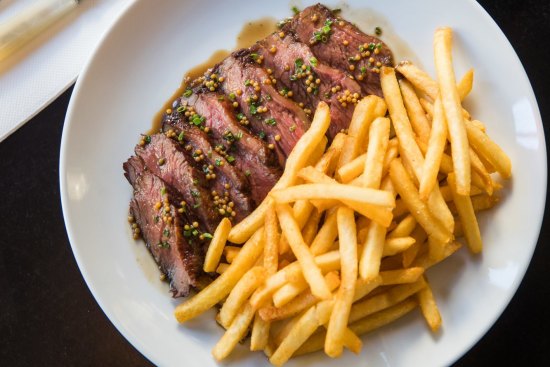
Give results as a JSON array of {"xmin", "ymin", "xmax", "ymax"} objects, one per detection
[
  {"xmin": 203, "ymin": 217, "xmax": 232, "ymax": 272},
  {"xmin": 389, "ymin": 159, "xmax": 452, "ymax": 244},
  {"xmin": 175, "ymin": 228, "xmax": 264, "ymax": 323},
  {"xmin": 383, "ymin": 237, "xmax": 416, "ymax": 257},
  {"xmin": 325, "ymin": 207, "xmax": 358, "ymax": 357},
  {"xmin": 359, "ymin": 177, "xmax": 395, "ymax": 280},
  {"xmin": 381, "ymin": 66, "xmax": 425, "ymax": 178},
  {"xmin": 387, "ymin": 214, "xmax": 417, "ymax": 238},
  {"xmin": 212, "ymin": 302, "xmax": 256, "ymax": 361},
  {"xmin": 295, "ymin": 298, "xmax": 417, "ymax": 357},
  {"xmin": 397, "ymin": 62, "xmax": 473, "ymax": 102},
  {"xmin": 251, "ymin": 250, "xmax": 342, "ymax": 309},
  {"xmin": 382, "ymin": 139, "xmax": 400, "ymax": 176},
  {"xmin": 448, "ymin": 173, "xmax": 482, "ymax": 253},
  {"xmin": 402, "ymin": 226, "xmax": 427, "ymax": 267},
  {"xmin": 216, "ymin": 263, "xmax": 230, "ymax": 274},
  {"xmin": 228, "ymin": 102, "xmax": 331, "ymax": 244},
  {"xmin": 278, "ymin": 199, "xmax": 316, "ymax": 255},
  {"xmin": 264, "ymin": 201, "xmax": 280, "ymax": 274},
  {"xmin": 399, "ymin": 78, "xmax": 432, "ymax": 143},
  {"xmin": 349, "ymin": 278, "xmax": 426, "ymax": 323},
  {"xmin": 434, "ymin": 27, "xmax": 470, "ymax": 194},
  {"xmin": 276, "ymin": 204, "xmax": 332, "ymax": 300},
  {"xmin": 318, "ymin": 133, "xmax": 347, "ymax": 176},
  {"xmin": 362, "ymin": 117, "xmax": 390, "ymax": 189},
  {"xmin": 302, "ymin": 208, "xmax": 322, "ymax": 245},
  {"xmin": 219, "ymin": 266, "xmax": 266, "ymax": 328},
  {"xmin": 310, "ymin": 209, "xmax": 339, "ymax": 255},
  {"xmin": 469, "ymin": 148, "xmax": 493, "ymax": 196},
  {"xmin": 271, "ymin": 183, "xmax": 395, "ymax": 208},
  {"xmin": 250, "ymin": 314, "xmax": 270, "ymax": 351},
  {"xmin": 427, "ymin": 185, "xmax": 455, "ymax": 233},
  {"xmin": 349, "ymin": 297, "xmax": 418, "ymax": 336},
  {"xmin": 412, "ymin": 241, "xmax": 462, "ymax": 269},
  {"xmin": 337, "ymin": 95, "xmax": 387, "ymax": 168},
  {"xmin": 260, "ymin": 272, "xmax": 340, "ymax": 322},
  {"xmin": 353, "ymin": 275, "xmax": 383, "ymax": 302},
  {"xmin": 380, "ymin": 267, "xmax": 425, "ymax": 285},
  {"xmin": 417, "ymin": 278, "xmax": 442, "ymax": 332},
  {"xmin": 298, "ymin": 167, "xmax": 394, "ymax": 226},
  {"xmin": 273, "ymin": 278, "xmax": 308, "ymax": 308},
  {"xmin": 396, "ymin": 62, "xmax": 439, "ymax": 100},
  {"xmin": 419, "ymin": 96, "xmax": 448, "ymax": 199},
  {"xmin": 337, "ymin": 152, "xmax": 367, "ymax": 183},
  {"xmin": 223, "ymin": 246, "xmax": 240, "ymax": 264},
  {"xmin": 269, "ymin": 305, "xmax": 320, "ymax": 366},
  {"xmin": 465, "ymin": 120, "xmax": 512, "ymax": 178}
]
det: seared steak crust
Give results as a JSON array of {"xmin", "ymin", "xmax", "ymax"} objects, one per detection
[
  {"xmin": 167, "ymin": 91, "xmax": 282, "ymax": 205},
  {"xmin": 252, "ymin": 33, "xmax": 362, "ymax": 139},
  {"xmin": 125, "ymin": 160, "xmax": 208, "ymax": 297},
  {"xmin": 282, "ymin": 4, "xmax": 394, "ymax": 97}
]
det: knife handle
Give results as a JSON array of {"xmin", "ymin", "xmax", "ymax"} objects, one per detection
[{"xmin": 0, "ymin": 0, "xmax": 79, "ymax": 62}]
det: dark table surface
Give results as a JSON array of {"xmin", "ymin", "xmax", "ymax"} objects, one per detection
[{"xmin": 1, "ymin": 1, "xmax": 549, "ymax": 366}]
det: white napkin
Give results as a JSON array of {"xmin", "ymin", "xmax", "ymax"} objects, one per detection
[{"xmin": 0, "ymin": 0, "xmax": 134, "ymax": 142}]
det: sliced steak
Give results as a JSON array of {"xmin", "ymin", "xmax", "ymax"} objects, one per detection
[
  {"xmin": 252, "ymin": 33, "xmax": 362, "ymax": 139},
  {"xmin": 125, "ymin": 162, "xmax": 209, "ymax": 297},
  {"xmin": 162, "ymin": 115, "xmax": 253, "ymax": 222},
  {"xmin": 282, "ymin": 4, "xmax": 393, "ymax": 97},
  {"xmin": 212, "ymin": 53, "xmax": 310, "ymax": 165},
  {"xmin": 134, "ymin": 133, "xmax": 220, "ymax": 233},
  {"xmin": 124, "ymin": 155, "xmax": 146, "ymax": 186},
  {"xmin": 168, "ymin": 91, "xmax": 282, "ymax": 204}
]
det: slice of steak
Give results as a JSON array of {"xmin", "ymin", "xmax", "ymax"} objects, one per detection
[
  {"xmin": 282, "ymin": 4, "xmax": 394, "ymax": 97},
  {"xmin": 125, "ymin": 164, "xmax": 209, "ymax": 297},
  {"xmin": 162, "ymin": 115, "xmax": 253, "ymax": 222},
  {"xmin": 123, "ymin": 155, "xmax": 146, "ymax": 186},
  {"xmin": 168, "ymin": 91, "xmax": 282, "ymax": 205},
  {"xmin": 212, "ymin": 53, "xmax": 310, "ymax": 165},
  {"xmin": 252, "ymin": 33, "xmax": 362, "ymax": 139},
  {"xmin": 134, "ymin": 133, "xmax": 220, "ymax": 233}
]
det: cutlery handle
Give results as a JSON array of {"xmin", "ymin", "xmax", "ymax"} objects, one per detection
[{"xmin": 0, "ymin": 0, "xmax": 79, "ymax": 62}]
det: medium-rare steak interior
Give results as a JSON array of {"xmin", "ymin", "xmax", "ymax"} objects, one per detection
[{"xmin": 123, "ymin": 3, "xmax": 394, "ymax": 297}]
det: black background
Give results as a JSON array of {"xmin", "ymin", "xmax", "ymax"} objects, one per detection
[{"xmin": 1, "ymin": 1, "xmax": 548, "ymax": 365}]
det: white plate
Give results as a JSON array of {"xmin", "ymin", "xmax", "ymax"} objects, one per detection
[{"xmin": 60, "ymin": 0, "xmax": 546, "ymax": 366}]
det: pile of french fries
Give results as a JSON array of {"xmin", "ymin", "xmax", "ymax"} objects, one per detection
[{"xmin": 173, "ymin": 27, "xmax": 511, "ymax": 366}]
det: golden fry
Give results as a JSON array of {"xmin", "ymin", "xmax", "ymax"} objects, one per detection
[
  {"xmin": 264, "ymin": 201, "xmax": 280, "ymax": 274},
  {"xmin": 250, "ymin": 314, "xmax": 270, "ymax": 351},
  {"xmin": 174, "ymin": 228, "xmax": 264, "ymax": 323},
  {"xmin": 389, "ymin": 159, "xmax": 452, "ymax": 244},
  {"xmin": 399, "ymin": 78, "xmax": 432, "ymax": 143},
  {"xmin": 219, "ymin": 266, "xmax": 266, "ymax": 328},
  {"xmin": 448, "ymin": 173, "xmax": 482, "ymax": 253},
  {"xmin": 212, "ymin": 302, "xmax": 256, "ymax": 361},
  {"xmin": 465, "ymin": 119, "xmax": 512, "ymax": 178},
  {"xmin": 271, "ymin": 183, "xmax": 395, "ymax": 208},
  {"xmin": 203, "ymin": 217, "xmax": 232, "ymax": 272},
  {"xmin": 349, "ymin": 278, "xmax": 426, "ymax": 323},
  {"xmin": 419, "ymin": 97, "xmax": 448, "ymax": 199},
  {"xmin": 434, "ymin": 27, "xmax": 471, "ymax": 194},
  {"xmin": 380, "ymin": 267, "xmax": 425, "ymax": 285},
  {"xmin": 417, "ymin": 278, "xmax": 442, "ymax": 332},
  {"xmin": 325, "ymin": 207, "xmax": 358, "ymax": 357},
  {"xmin": 276, "ymin": 204, "xmax": 332, "ymax": 300},
  {"xmin": 362, "ymin": 117, "xmax": 391, "ymax": 189}
]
